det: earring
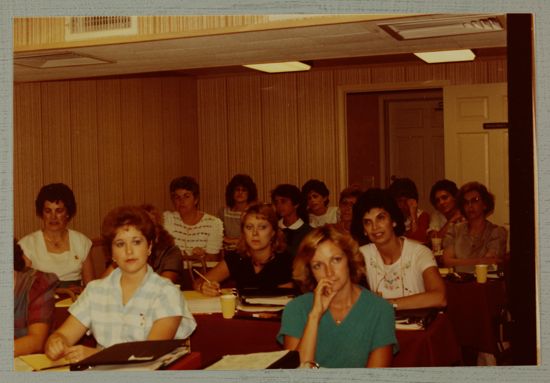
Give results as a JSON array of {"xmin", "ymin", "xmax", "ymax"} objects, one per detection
[{"xmin": 392, "ymin": 222, "xmax": 397, "ymax": 227}]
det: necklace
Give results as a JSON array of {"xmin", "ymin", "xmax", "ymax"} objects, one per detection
[{"xmin": 43, "ymin": 230, "xmax": 67, "ymax": 249}]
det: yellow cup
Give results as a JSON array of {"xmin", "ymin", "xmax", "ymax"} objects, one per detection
[
  {"xmin": 475, "ymin": 264, "xmax": 488, "ymax": 283},
  {"xmin": 220, "ymin": 294, "xmax": 237, "ymax": 319}
]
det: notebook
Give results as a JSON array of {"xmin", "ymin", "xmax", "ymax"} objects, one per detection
[{"xmin": 70, "ymin": 339, "xmax": 189, "ymax": 371}]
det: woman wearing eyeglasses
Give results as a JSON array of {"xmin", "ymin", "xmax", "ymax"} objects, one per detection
[
  {"xmin": 350, "ymin": 188, "xmax": 446, "ymax": 310},
  {"xmin": 442, "ymin": 182, "xmax": 507, "ymax": 273}
]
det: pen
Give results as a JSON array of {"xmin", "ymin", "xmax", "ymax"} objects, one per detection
[{"xmin": 193, "ymin": 269, "xmax": 221, "ymax": 293}]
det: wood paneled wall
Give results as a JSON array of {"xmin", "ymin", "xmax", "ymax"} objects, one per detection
[
  {"xmin": 14, "ymin": 57, "xmax": 506, "ymax": 239},
  {"xmin": 14, "ymin": 76, "xmax": 198, "ymax": 239}
]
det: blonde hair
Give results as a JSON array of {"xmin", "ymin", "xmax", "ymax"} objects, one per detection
[
  {"xmin": 236, "ymin": 203, "xmax": 286, "ymax": 255},
  {"xmin": 293, "ymin": 224, "xmax": 365, "ymax": 293}
]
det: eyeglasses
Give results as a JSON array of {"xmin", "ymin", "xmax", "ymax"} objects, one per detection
[{"xmin": 463, "ymin": 196, "xmax": 482, "ymax": 206}]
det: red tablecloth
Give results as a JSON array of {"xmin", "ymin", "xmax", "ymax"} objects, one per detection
[
  {"xmin": 166, "ymin": 351, "xmax": 202, "ymax": 370},
  {"xmin": 53, "ymin": 306, "xmax": 461, "ymax": 368},
  {"xmin": 445, "ymin": 278, "xmax": 507, "ymax": 354},
  {"xmin": 190, "ymin": 312, "xmax": 461, "ymax": 368}
]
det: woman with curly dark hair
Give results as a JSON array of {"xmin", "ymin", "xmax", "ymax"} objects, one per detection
[
  {"xmin": 218, "ymin": 174, "xmax": 258, "ymax": 250},
  {"xmin": 18, "ymin": 183, "xmax": 94, "ymax": 289},
  {"xmin": 351, "ymin": 188, "xmax": 446, "ymax": 310},
  {"xmin": 442, "ymin": 181, "xmax": 507, "ymax": 273},
  {"xmin": 277, "ymin": 225, "xmax": 397, "ymax": 368},
  {"xmin": 194, "ymin": 203, "xmax": 294, "ymax": 296}
]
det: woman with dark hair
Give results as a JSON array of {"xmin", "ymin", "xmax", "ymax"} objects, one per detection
[
  {"xmin": 271, "ymin": 183, "xmax": 312, "ymax": 258},
  {"xmin": 103, "ymin": 204, "xmax": 184, "ymax": 284},
  {"xmin": 218, "ymin": 174, "xmax": 258, "ymax": 250},
  {"xmin": 277, "ymin": 225, "xmax": 397, "ymax": 368},
  {"xmin": 163, "ymin": 176, "xmax": 223, "ymax": 262},
  {"xmin": 18, "ymin": 183, "xmax": 94, "ymax": 289},
  {"xmin": 428, "ymin": 179, "xmax": 465, "ymax": 240},
  {"xmin": 388, "ymin": 177, "xmax": 430, "ymax": 244},
  {"xmin": 351, "ymin": 189, "xmax": 446, "ymax": 310},
  {"xmin": 45, "ymin": 206, "xmax": 196, "ymax": 364},
  {"xmin": 194, "ymin": 203, "xmax": 295, "ymax": 296},
  {"xmin": 442, "ymin": 182, "xmax": 507, "ymax": 273},
  {"xmin": 301, "ymin": 179, "xmax": 339, "ymax": 228},
  {"xmin": 14, "ymin": 239, "xmax": 59, "ymax": 357}
]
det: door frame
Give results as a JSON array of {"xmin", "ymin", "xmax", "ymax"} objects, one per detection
[{"xmin": 336, "ymin": 80, "xmax": 450, "ymax": 190}]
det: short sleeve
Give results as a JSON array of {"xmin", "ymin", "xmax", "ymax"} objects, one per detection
[
  {"xmin": 205, "ymin": 216, "xmax": 224, "ymax": 254},
  {"xmin": 277, "ymin": 295, "xmax": 310, "ymax": 344},
  {"xmin": 156, "ymin": 246, "xmax": 184, "ymax": 274},
  {"xmin": 68, "ymin": 280, "xmax": 95, "ymax": 328},
  {"xmin": 369, "ymin": 299, "xmax": 399, "ymax": 354},
  {"xmin": 151, "ymin": 282, "xmax": 197, "ymax": 339},
  {"xmin": 415, "ymin": 243, "xmax": 438, "ymax": 273},
  {"xmin": 151, "ymin": 283, "xmax": 187, "ymax": 321}
]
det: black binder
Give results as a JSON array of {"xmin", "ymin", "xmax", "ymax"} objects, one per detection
[{"xmin": 70, "ymin": 339, "xmax": 188, "ymax": 371}]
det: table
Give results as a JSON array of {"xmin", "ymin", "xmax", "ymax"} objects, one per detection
[
  {"xmin": 166, "ymin": 352, "xmax": 202, "ymax": 370},
  {"xmin": 189, "ymin": 312, "xmax": 461, "ymax": 368},
  {"xmin": 444, "ymin": 278, "xmax": 507, "ymax": 356}
]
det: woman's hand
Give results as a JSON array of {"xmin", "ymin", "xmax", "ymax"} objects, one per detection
[
  {"xmin": 63, "ymin": 345, "xmax": 100, "ymax": 364},
  {"xmin": 45, "ymin": 333, "xmax": 68, "ymax": 361},
  {"xmin": 311, "ymin": 277, "xmax": 338, "ymax": 317},
  {"xmin": 200, "ymin": 280, "xmax": 221, "ymax": 296}
]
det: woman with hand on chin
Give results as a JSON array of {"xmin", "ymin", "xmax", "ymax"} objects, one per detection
[
  {"xmin": 194, "ymin": 203, "xmax": 295, "ymax": 296},
  {"xmin": 45, "ymin": 206, "xmax": 196, "ymax": 364},
  {"xmin": 278, "ymin": 225, "xmax": 397, "ymax": 368},
  {"xmin": 351, "ymin": 188, "xmax": 446, "ymax": 310}
]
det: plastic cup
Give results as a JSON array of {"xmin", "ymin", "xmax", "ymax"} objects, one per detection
[
  {"xmin": 431, "ymin": 237, "xmax": 442, "ymax": 252},
  {"xmin": 475, "ymin": 264, "xmax": 488, "ymax": 283},
  {"xmin": 220, "ymin": 294, "xmax": 237, "ymax": 319}
]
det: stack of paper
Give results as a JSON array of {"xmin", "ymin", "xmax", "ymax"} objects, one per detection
[
  {"xmin": 183, "ymin": 290, "xmax": 221, "ymax": 314},
  {"xmin": 205, "ymin": 350, "xmax": 290, "ymax": 370}
]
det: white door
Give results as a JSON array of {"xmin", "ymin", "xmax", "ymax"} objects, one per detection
[
  {"xmin": 386, "ymin": 97, "xmax": 444, "ymax": 213},
  {"xmin": 443, "ymin": 83, "xmax": 509, "ymax": 229}
]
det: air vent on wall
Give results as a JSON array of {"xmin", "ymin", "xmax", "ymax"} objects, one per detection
[
  {"xmin": 14, "ymin": 51, "xmax": 112, "ymax": 69},
  {"xmin": 65, "ymin": 16, "xmax": 138, "ymax": 41},
  {"xmin": 379, "ymin": 15, "xmax": 504, "ymax": 40}
]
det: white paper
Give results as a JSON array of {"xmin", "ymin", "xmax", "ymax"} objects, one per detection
[{"xmin": 205, "ymin": 350, "xmax": 290, "ymax": 370}]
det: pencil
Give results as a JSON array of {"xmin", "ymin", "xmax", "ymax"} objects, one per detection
[{"xmin": 193, "ymin": 268, "xmax": 211, "ymax": 284}]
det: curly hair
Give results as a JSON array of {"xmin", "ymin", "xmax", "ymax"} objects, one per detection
[
  {"xmin": 101, "ymin": 205, "xmax": 156, "ymax": 259},
  {"xmin": 271, "ymin": 183, "xmax": 309, "ymax": 224},
  {"xmin": 236, "ymin": 203, "xmax": 286, "ymax": 255},
  {"xmin": 169, "ymin": 176, "xmax": 200, "ymax": 198},
  {"xmin": 301, "ymin": 179, "xmax": 330, "ymax": 207},
  {"xmin": 429, "ymin": 179, "xmax": 459, "ymax": 208},
  {"xmin": 350, "ymin": 188, "xmax": 405, "ymax": 246},
  {"xmin": 388, "ymin": 177, "xmax": 419, "ymax": 201},
  {"xmin": 225, "ymin": 174, "xmax": 258, "ymax": 207},
  {"xmin": 35, "ymin": 183, "xmax": 77, "ymax": 219},
  {"xmin": 292, "ymin": 225, "xmax": 365, "ymax": 293},
  {"xmin": 456, "ymin": 181, "xmax": 495, "ymax": 217}
]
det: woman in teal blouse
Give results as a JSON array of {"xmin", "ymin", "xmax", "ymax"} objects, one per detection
[{"xmin": 277, "ymin": 225, "xmax": 397, "ymax": 368}]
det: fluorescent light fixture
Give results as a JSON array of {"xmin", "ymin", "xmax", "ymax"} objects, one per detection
[
  {"xmin": 243, "ymin": 61, "xmax": 311, "ymax": 73},
  {"xmin": 414, "ymin": 49, "xmax": 476, "ymax": 64}
]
